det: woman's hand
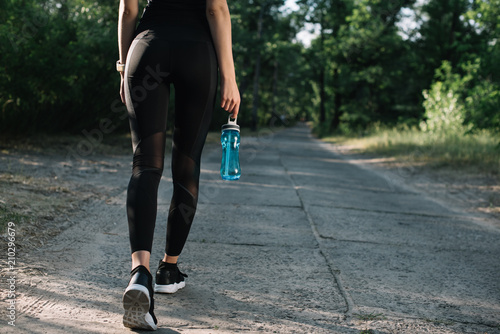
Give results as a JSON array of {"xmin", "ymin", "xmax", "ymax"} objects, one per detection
[
  {"xmin": 120, "ymin": 73, "xmax": 126, "ymax": 105},
  {"xmin": 220, "ymin": 77, "xmax": 240, "ymax": 118}
]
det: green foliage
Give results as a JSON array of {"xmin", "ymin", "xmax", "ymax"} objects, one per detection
[
  {"xmin": 420, "ymin": 61, "xmax": 469, "ymax": 134},
  {"xmin": 0, "ymin": 204, "xmax": 30, "ymax": 234},
  {"xmin": 421, "ymin": 58, "xmax": 500, "ymax": 134},
  {"xmin": 323, "ymin": 125, "xmax": 500, "ymax": 174},
  {"xmin": 227, "ymin": 0, "xmax": 305, "ymax": 130},
  {"xmin": 417, "ymin": 0, "xmax": 477, "ymax": 70},
  {"xmin": 0, "ymin": 0, "xmax": 499, "ymax": 136},
  {"xmin": 465, "ymin": 79, "xmax": 500, "ymax": 132},
  {"xmin": 462, "ymin": 0, "xmax": 500, "ymax": 132},
  {"xmin": 300, "ymin": 0, "xmax": 499, "ymax": 137},
  {"xmin": 1, "ymin": 0, "xmax": 121, "ymax": 134},
  {"xmin": 421, "ymin": 80, "xmax": 465, "ymax": 134}
]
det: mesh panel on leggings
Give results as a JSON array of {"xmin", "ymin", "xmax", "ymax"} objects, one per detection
[{"xmin": 165, "ymin": 147, "xmax": 200, "ymax": 256}]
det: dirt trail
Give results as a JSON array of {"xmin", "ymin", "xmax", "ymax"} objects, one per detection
[{"xmin": 1, "ymin": 124, "xmax": 499, "ymax": 333}]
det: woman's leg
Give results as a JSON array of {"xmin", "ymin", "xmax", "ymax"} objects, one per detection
[
  {"xmin": 132, "ymin": 251, "xmax": 152, "ymax": 271},
  {"xmin": 163, "ymin": 39, "xmax": 218, "ymax": 261},
  {"xmin": 121, "ymin": 30, "xmax": 171, "ymax": 330},
  {"xmin": 124, "ymin": 31, "xmax": 171, "ymax": 270}
]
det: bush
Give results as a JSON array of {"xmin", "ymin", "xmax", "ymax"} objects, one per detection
[
  {"xmin": 420, "ymin": 61, "xmax": 470, "ymax": 135},
  {"xmin": 0, "ymin": 0, "xmax": 122, "ymax": 134}
]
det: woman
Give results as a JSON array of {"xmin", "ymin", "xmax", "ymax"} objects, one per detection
[{"xmin": 117, "ymin": 0, "xmax": 240, "ymax": 330}]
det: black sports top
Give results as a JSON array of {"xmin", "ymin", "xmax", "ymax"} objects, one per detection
[
  {"xmin": 137, "ymin": 0, "xmax": 209, "ymax": 33},
  {"xmin": 146, "ymin": 0, "xmax": 206, "ymax": 12}
]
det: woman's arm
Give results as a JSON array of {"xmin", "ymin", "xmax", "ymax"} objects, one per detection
[
  {"xmin": 118, "ymin": 0, "xmax": 139, "ymax": 104},
  {"xmin": 206, "ymin": 0, "xmax": 240, "ymax": 117}
]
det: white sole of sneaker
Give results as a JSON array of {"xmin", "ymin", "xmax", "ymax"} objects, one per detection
[
  {"xmin": 154, "ymin": 281, "xmax": 185, "ymax": 294},
  {"xmin": 122, "ymin": 284, "xmax": 157, "ymax": 330}
]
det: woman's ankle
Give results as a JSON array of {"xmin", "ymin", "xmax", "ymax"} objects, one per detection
[
  {"xmin": 162, "ymin": 254, "xmax": 179, "ymax": 264},
  {"xmin": 132, "ymin": 250, "xmax": 151, "ymax": 272}
]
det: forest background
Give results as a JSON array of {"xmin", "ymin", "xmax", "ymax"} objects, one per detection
[{"xmin": 0, "ymin": 0, "xmax": 499, "ymax": 172}]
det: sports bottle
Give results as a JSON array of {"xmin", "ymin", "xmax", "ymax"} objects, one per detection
[{"xmin": 220, "ymin": 116, "xmax": 241, "ymax": 180}]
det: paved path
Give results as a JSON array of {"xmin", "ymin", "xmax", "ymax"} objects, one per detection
[{"xmin": 4, "ymin": 124, "xmax": 500, "ymax": 333}]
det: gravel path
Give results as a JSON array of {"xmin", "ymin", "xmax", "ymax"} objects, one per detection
[{"xmin": 1, "ymin": 123, "xmax": 499, "ymax": 333}]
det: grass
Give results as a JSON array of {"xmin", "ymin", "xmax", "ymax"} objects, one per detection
[
  {"xmin": 0, "ymin": 204, "xmax": 30, "ymax": 234},
  {"xmin": 321, "ymin": 126, "xmax": 500, "ymax": 175},
  {"xmin": 354, "ymin": 312, "xmax": 386, "ymax": 321},
  {"xmin": 354, "ymin": 312, "xmax": 385, "ymax": 334}
]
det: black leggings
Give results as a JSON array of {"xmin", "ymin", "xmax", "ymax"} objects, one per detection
[{"xmin": 124, "ymin": 21, "xmax": 217, "ymax": 256}]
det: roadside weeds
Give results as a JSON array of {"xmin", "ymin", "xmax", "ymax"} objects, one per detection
[{"xmin": 319, "ymin": 129, "xmax": 500, "ymax": 222}]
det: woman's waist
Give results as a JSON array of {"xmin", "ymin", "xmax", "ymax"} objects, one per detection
[
  {"xmin": 138, "ymin": 5, "xmax": 209, "ymax": 31},
  {"xmin": 146, "ymin": 0, "xmax": 206, "ymax": 12}
]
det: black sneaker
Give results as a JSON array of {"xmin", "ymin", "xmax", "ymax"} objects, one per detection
[
  {"xmin": 154, "ymin": 260, "xmax": 188, "ymax": 294},
  {"xmin": 123, "ymin": 265, "xmax": 158, "ymax": 330}
]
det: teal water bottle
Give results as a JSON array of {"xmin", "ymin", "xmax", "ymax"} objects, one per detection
[{"xmin": 220, "ymin": 116, "xmax": 241, "ymax": 180}]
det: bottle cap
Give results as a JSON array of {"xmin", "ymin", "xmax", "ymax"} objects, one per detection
[{"xmin": 222, "ymin": 116, "xmax": 240, "ymax": 132}]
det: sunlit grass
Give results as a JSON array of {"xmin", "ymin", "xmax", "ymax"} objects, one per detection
[
  {"xmin": 0, "ymin": 205, "xmax": 30, "ymax": 234},
  {"xmin": 322, "ymin": 127, "xmax": 500, "ymax": 175}
]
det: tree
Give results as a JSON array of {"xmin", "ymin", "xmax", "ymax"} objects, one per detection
[
  {"xmin": 419, "ymin": 0, "xmax": 500, "ymax": 133},
  {"xmin": 297, "ymin": 0, "xmax": 336, "ymax": 124},
  {"xmin": 0, "ymin": 0, "xmax": 120, "ymax": 133}
]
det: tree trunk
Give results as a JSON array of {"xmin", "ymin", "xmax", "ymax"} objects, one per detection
[
  {"xmin": 331, "ymin": 68, "xmax": 342, "ymax": 130},
  {"xmin": 446, "ymin": 3, "xmax": 461, "ymax": 63},
  {"xmin": 272, "ymin": 59, "xmax": 278, "ymax": 117},
  {"xmin": 252, "ymin": 53, "xmax": 261, "ymax": 131},
  {"xmin": 238, "ymin": 59, "xmax": 252, "ymax": 97},
  {"xmin": 319, "ymin": 68, "xmax": 326, "ymax": 123},
  {"xmin": 59, "ymin": 0, "xmax": 69, "ymax": 21},
  {"xmin": 319, "ymin": 11, "xmax": 326, "ymax": 123},
  {"xmin": 251, "ymin": 2, "xmax": 266, "ymax": 131}
]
